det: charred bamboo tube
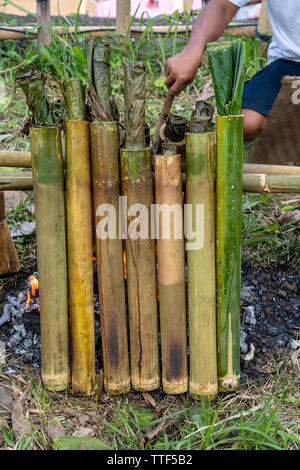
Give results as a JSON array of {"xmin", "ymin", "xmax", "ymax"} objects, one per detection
[
  {"xmin": 0, "ymin": 172, "xmax": 33, "ymax": 190},
  {"xmin": 154, "ymin": 154, "xmax": 188, "ymax": 394},
  {"xmin": 0, "ymin": 191, "xmax": 21, "ymax": 275},
  {"xmin": 120, "ymin": 148, "xmax": 160, "ymax": 391},
  {"xmin": 0, "ymin": 151, "xmax": 32, "ymax": 168},
  {"xmin": 216, "ymin": 116, "xmax": 244, "ymax": 393},
  {"xmin": 66, "ymin": 120, "xmax": 95, "ymax": 396},
  {"xmin": 186, "ymin": 132, "xmax": 218, "ymax": 400},
  {"xmin": 30, "ymin": 127, "xmax": 70, "ymax": 391},
  {"xmin": 90, "ymin": 122, "xmax": 130, "ymax": 394}
]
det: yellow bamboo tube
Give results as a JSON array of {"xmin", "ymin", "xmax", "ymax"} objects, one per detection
[
  {"xmin": 90, "ymin": 122, "xmax": 130, "ymax": 394},
  {"xmin": 186, "ymin": 132, "xmax": 218, "ymax": 400},
  {"xmin": 66, "ymin": 121, "xmax": 95, "ymax": 396},
  {"xmin": 154, "ymin": 154, "xmax": 188, "ymax": 394}
]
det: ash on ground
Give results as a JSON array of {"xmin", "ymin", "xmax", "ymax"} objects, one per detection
[{"xmin": 0, "ymin": 263, "xmax": 299, "ymax": 381}]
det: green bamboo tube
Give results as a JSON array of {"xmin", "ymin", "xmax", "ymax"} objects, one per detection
[
  {"xmin": 90, "ymin": 122, "xmax": 130, "ymax": 394},
  {"xmin": 216, "ymin": 115, "xmax": 244, "ymax": 393},
  {"xmin": 186, "ymin": 132, "xmax": 218, "ymax": 400},
  {"xmin": 65, "ymin": 120, "xmax": 95, "ymax": 395},
  {"xmin": 30, "ymin": 127, "xmax": 70, "ymax": 391},
  {"xmin": 154, "ymin": 154, "xmax": 188, "ymax": 394},
  {"xmin": 120, "ymin": 148, "xmax": 160, "ymax": 391}
]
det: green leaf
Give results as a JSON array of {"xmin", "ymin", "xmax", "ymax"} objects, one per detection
[{"xmin": 54, "ymin": 437, "xmax": 110, "ymax": 451}]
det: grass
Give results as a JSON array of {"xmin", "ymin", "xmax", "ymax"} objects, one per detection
[{"xmin": 0, "ymin": 352, "xmax": 299, "ymax": 450}]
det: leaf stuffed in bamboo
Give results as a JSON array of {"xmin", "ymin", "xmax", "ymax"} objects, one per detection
[{"xmin": 86, "ymin": 38, "xmax": 118, "ymax": 122}]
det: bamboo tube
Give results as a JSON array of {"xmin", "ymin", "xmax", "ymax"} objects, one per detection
[
  {"xmin": 120, "ymin": 148, "xmax": 160, "ymax": 391},
  {"xmin": 30, "ymin": 127, "xmax": 70, "ymax": 391},
  {"xmin": 0, "ymin": 151, "xmax": 32, "ymax": 168},
  {"xmin": 216, "ymin": 116, "xmax": 244, "ymax": 393},
  {"xmin": 243, "ymin": 174, "xmax": 300, "ymax": 193},
  {"xmin": 186, "ymin": 132, "xmax": 218, "ymax": 400},
  {"xmin": 154, "ymin": 154, "xmax": 188, "ymax": 394},
  {"xmin": 90, "ymin": 122, "xmax": 130, "ymax": 394},
  {"xmin": 0, "ymin": 191, "xmax": 21, "ymax": 275},
  {"xmin": 65, "ymin": 119, "xmax": 95, "ymax": 396},
  {"xmin": 0, "ymin": 172, "xmax": 33, "ymax": 191}
]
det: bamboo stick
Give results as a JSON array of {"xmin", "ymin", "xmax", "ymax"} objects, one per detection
[
  {"xmin": 4, "ymin": 171, "xmax": 300, "ymax": 195},
  {"xmin": 186, "ymin": 132, "xmax": 218, "ymax": 400},
  {"xmin": 216, "ymin": 116, "xmax": 244, "ymax": 393},
  {"xmin": 0, "ymin": 151, "xmax": 32, "ymax": 168},
  {"xmin": 0, "ymin": 172, "xmax": 33, "ymax": 190},
  {"xmin": 243, "ymin": 174, "xmax": 300, "ymax": 194},
  {"xmin": 2, "ymin": 150, "xmax": 300, "ymax": 178},
  {"xmin": 243, "ymin": 164, "xmax": 300, "ymax": 176},
  {"xmin": 154, "ymin": 154, "xmax": 188, "ymax": 394},
  {"xmin": 0, "ymin": 25, "xmax": 256, "ymax": 41},
  {"xmin": 30, "ymin": 126, "xmax": 70, "ymax": 391},
  {"xmin": 65, "ymin": 88, "xmax": 95, "ymax": 395},
  {"xmin": 116, "ymin": 0, "xmax": 131, "ymax": 35},
  {"xmin": 0, "ymin": 191, "xmax": 21, "ymax": 275},
  {"xmin": 90, "ymin": 121, "xmax": 130, "ymax": 395},
  {"xmin": 120, "ymin": 148, "xmax": 160, "ymax": 391}
]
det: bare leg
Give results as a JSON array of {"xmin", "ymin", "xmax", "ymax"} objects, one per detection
[{"xmin": 242, "ymin": 108, "xmax": 268, "ymax": 141}]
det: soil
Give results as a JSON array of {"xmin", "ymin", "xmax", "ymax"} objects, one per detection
[{"xmin": 0, "ymin": 258, "xmax": 299, "ymax": 386}]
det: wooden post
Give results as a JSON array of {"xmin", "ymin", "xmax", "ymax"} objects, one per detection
[
  {"xmin": 37, "ymin": 0, "xmax": 51, "ymax": 47},
  {"xmin": 0, "ymin": 192, "xmax": 21, "ymax": 275},
  {"xmin": 116, "ymin": 0, "xmax": 131, "ymax": 35}
]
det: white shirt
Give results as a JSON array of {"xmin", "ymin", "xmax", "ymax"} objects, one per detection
[{"xmin": 229, "ymin": 0, "xmax": 300, "ymax": 63}]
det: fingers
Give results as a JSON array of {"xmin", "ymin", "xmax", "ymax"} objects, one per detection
[{"xmin": 165, "ymin": 73, "xmax": 175, "ymax": 89}]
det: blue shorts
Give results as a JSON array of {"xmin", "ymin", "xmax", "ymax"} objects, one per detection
[{"xmin": 242, "ymin": 59, "xmax": 300, "ymax": 116}]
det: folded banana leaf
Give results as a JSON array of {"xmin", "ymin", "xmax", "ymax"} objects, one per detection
[
  {"xmin": 123, "ymin": 62, "xmax": 146, "ymax": 149},
  {"xmin": 86, "ymin": 38, "xmax": 118, "ymax": 122},
  {"xmin": 230, "ymin": 40, "xmax": 247, "ymax": 115},
  {"xmin": 207, "ymin": 40, "xmax": 246, "ymax": 116},
  {"xmin": 188, "ymin": 100, "xmax": 215, "ymax": 133},
  {"xmin": 16, "ymin": 70, "xmax": 63, "ymax": 126}
]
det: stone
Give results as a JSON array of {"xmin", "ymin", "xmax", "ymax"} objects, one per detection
[
  {"xmin": 0, "ymin": 341, "xmax": 6, "ymax": 365},
  {"xmin": 0, "ymin": 305, "xmax": 11, "ymax": 327},
  {"xmin": 243, "ymin": 306, "xmax": 256, "ymax": 326}
]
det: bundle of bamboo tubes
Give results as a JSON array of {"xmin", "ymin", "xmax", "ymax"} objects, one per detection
[{"xmin": 12, "ymin": 38, "xmax": 299, "ymax": 401}]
